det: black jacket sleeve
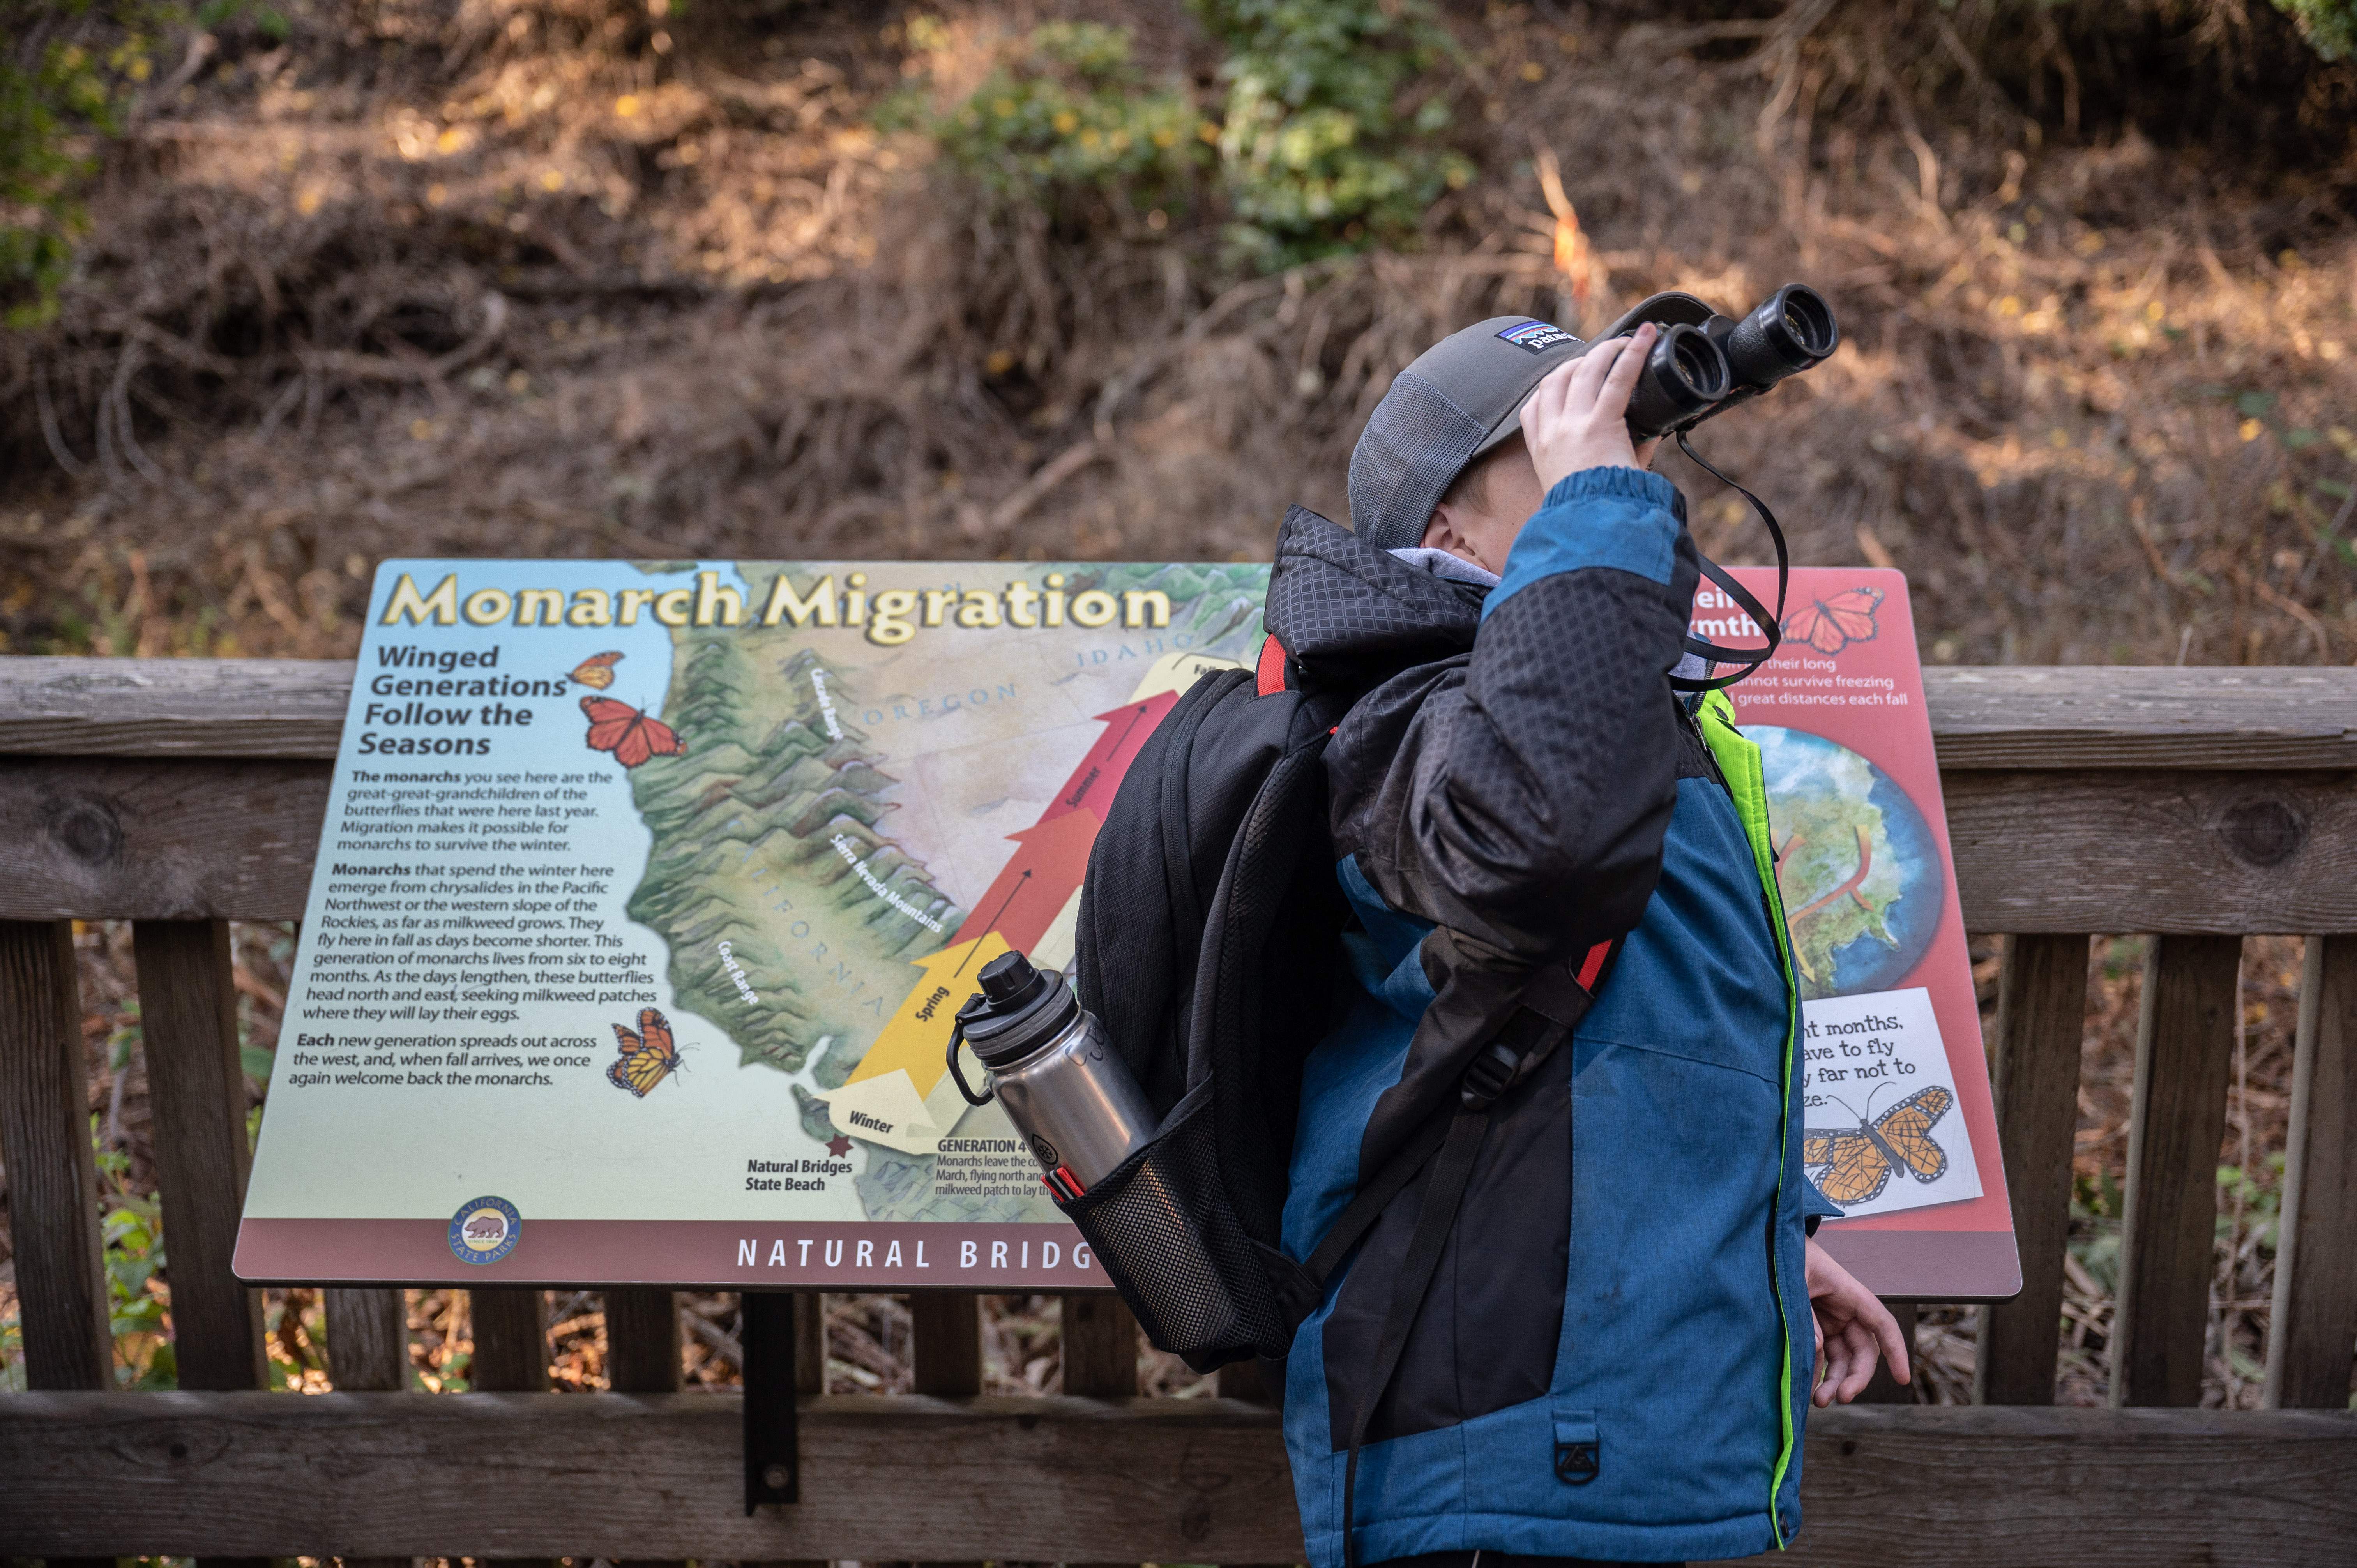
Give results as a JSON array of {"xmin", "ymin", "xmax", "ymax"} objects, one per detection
[{"xmin": 1333, "ymin": 465, "xmax": 1701, "ymax": 968}]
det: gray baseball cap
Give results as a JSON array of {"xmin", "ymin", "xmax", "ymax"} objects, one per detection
[{"xmin": 1346, "ymin": 314, "xmax": 1587, "ymax": 551}]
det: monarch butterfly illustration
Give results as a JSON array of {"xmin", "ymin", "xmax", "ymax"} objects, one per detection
[
  {"xmin": 608, "ymin": 1007, "xmax": 683, "ymax": 1097},
  {"xmin": 1802, "ymin": 1084, "xmax": 1954, "ymax": 1206},
  {"xmin": 1781, "ymin": 585, "xmax": 1883, "ymax": 657},
  {"xmin": 567, "ymin": 651, "xmax": 624, "ymax": 689},
  {"xmin": 581, "ymin": 696, "xmax": 684, "ymax": 769}
]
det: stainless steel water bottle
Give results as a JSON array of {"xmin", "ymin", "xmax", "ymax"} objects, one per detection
[{"xmin": 945, "ymin": 949, "xmax": 1156, "ymax": 1201}]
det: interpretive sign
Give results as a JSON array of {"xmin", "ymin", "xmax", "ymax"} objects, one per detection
[
  {"xmin": 236, "ymin": 556, "xmax": 2011, "ymax": 1299},
  {"xmin": 1713, "ymin": 565, "xmax": 2019, "ymax": 1300},
  {"xmin": 235, "ymin": 559, "xmax": 1263, "ymax": 1289}
]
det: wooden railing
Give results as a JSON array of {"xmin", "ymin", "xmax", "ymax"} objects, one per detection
[{"xmin": 2, "ymin": 657, "xmax": 2355, "ymax": 1567}]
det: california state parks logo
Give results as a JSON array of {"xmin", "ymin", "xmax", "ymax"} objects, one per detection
[{"xmin": 448, "ymin": 1196, "xmax": 521, "ymax": 1265}]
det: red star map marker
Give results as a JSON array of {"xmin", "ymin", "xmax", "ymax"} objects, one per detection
[{"xmin": 827, "ymin": 1134, "xmax": 853, "ymax": 1158}]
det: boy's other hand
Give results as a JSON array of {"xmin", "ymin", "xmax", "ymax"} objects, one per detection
[
  {"xmin": 1804, "ymin": 1238, "xmax": 1910, "ymax": 1406},
  {"xmin": 1521, "ymin": 321, "xmax": 1665, "ymax": 493}
]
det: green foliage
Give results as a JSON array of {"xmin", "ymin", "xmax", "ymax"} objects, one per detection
[
  {"xmin": 1194, "ymin": 0, "xmax": 1471, "ymax": 268},
  {"xmin": 2069, "ymin": 1166, "xmax": 2123, "ymax": 1295},
  {"xmin": 0, "ymin": 1165, "xmax": 156, "ymax": 1388},
  {"xmin": 891, "ymin": 3, "xmax": 1473, "ymax": 270},
  {"xmin": 435, "ymin": 1341, "xmax": 475, "ymax": 1392},
  {"xmin": 0, "ymin": 17, "xmax": 117, "ymax": 328},
  {"xmin": 239, "ymin": 922, "xmax": 296, "ymax": 1089},
  {"xmin": 2270, "ymin": 0, "xmax": 2357, "ymax": 59},
  {"xmin": 885, "ymin": 20, "xmax": 1205, "ymax": 227},
  {"xmin": 2216, "ymin": 1152, "xmax": 2285, "ymax": 1255},
  {"xmin": 2098, "ymin": 934, "xmax": 2147, "ymax": 982},
  {"xmin": 0, "ymin": 0, "xmax": 283, "ymax": 328},
  {"xmin": 95, "ymin": 1131, "xmax": 178, "ymax": 1389}
]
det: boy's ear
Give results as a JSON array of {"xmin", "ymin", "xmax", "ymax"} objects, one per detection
[{"xmin": 1422, "ymin": 504, "xmax": 1486, "ymax": 569}]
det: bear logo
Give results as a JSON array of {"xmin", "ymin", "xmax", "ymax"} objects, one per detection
[{"xmin": 447, "ymin": 1197, "xmax": 522, "ymax": 1266}]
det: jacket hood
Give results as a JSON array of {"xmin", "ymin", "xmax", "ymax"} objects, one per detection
[{"xmin": 1264, "ymin": 504, "xmax": 1483, "ymax": 702}]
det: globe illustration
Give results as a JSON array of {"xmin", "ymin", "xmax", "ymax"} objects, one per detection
[{"xmin": 1751, "ymin": 727, "xmax": 1944, "ymax": 1001}]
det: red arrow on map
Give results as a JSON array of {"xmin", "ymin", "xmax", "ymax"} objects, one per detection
[
  {"xmin": 949, "ymin": 809, "xmax": 1102, "ymax": 954},
  {"xmin": 1037, "ymin": 693, "xmax": 1181, "ymax": 826}
]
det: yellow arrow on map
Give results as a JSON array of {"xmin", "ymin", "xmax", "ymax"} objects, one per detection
[{"xmin": 843, "ymin": 932, "xmax": 1010, "ymax": 1097}]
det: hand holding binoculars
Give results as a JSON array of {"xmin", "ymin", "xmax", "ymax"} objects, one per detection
[{"xmin": 1583, "ymin": 283, "xmax": 1841, "ymax": 440}]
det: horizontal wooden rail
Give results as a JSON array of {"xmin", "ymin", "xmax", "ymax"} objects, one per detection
[
  {"xmin": 7, "ymin": 662, "xmax": 2357, "ymax": 930},
  {"xmin": 1942, "ymin": 768, "xmax": 2357, "ymax": 932},
  {"xmin": 0, "ymin": 1393, "xmax": 2352, "ymax": 1566},
  {"xmin": 7, "ymin": 761, "xmax": 2353, "ymax": 931},
  {"xmin": 1917, "ymin": 665, "xmax": 2357, "ymax": 770},
  {"xmin": 5, "ymin": 658, "xmax": 2357, "ymax": 767},
  {"xmin": 0, "ymin": 658, "xmax": 353, "ymax": 760}
]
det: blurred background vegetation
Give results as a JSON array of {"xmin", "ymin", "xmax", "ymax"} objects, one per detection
[
  {"xmin": 1, "ymin": 0, "xmax": 2353, "ymax": 1410},
  {"xmin": 0, "ymin": 0, "xmax": 2352, "ymax": 666}
]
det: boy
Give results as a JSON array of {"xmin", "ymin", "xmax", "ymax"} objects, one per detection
[{"xmin": 1262, "ymin": 319, "xmax": 1908, "ymax": 1568}]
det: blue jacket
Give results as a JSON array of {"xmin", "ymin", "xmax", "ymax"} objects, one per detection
[{"xmin": 1261, "ymin": 469, "xmax": 1838, "ymax": 1566}]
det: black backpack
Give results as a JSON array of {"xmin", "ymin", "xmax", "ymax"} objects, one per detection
[
  {"xmin": 1062, "ymin": 648, "xmax": 1622, "ymax": 1379},
  {"xmin": 1067, "ymin": 655, "xmax": 1343, "ymax": 1370}
]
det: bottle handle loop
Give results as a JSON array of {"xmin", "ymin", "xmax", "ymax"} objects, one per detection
[{"xmin": 946, "ymin": 1015, "xmax": 994, "ymax": 1107}]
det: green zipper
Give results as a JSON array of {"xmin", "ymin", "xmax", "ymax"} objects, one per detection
[{"xmin": 1695, "ymin": 691, "xmax": 1802, "ymax": 1549}]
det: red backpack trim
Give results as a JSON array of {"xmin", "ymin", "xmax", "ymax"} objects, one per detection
[{"xmin": 1256, "ymin": 633, "xmax": 1289, "ymax": 696}]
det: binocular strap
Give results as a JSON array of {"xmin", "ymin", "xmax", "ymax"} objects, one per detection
[{"xmin": 1670, "ymin": 432, "xmax": 1789, "ymax": 693}]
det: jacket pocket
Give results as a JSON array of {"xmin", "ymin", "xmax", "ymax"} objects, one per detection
[{"xmin": 1552, "ymin": 1035, "xmax": 1786, "ymax": 1527}]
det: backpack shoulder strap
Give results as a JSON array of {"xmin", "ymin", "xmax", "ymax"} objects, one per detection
[
  {"xmin": 1297, "ymin": 937, "xmax": 1622, "ymax": 1568},
  {"xmin": 1288, "ymin": 937, "xmax": 1618, "ymax": 1311}
]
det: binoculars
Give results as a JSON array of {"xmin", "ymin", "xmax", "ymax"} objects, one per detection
[{"xmin": 1585, "ymin": 283, "xmax": 1840, "ymax": 440}]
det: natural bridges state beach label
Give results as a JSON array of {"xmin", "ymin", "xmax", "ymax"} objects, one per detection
[{"xmin": 234, "ymin": 557, "xmax": 2013, "ymax": 1300}]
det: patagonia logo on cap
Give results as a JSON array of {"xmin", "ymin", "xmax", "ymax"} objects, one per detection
[{"xmin": 1497, "ymin": 320, "xmax": 1576, "ymax": 354}]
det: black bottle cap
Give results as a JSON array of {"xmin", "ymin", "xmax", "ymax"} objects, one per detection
[
  {"xmin": 979, "ymin": 950, "xmax": 1048, "ymax": 1007},
  {"xmin": 956, "ymin": 948, "xmax": 1079, "ymax": 1067}
]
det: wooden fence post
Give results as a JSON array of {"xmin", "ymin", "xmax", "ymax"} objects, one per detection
[
  {"xmin": 1062, "ymin": 1293, "xmax": 1138, "ymax": 1399},
  {"xmin": 1975, "ymin": 932, "xmax": 2092, "ymax": 1404},
  {"xmin": 0, "ymin": 920, "xmax": 110, "ymax": 1390},
  {"xmin": 796, "ymin": 1291, "xmax": 826, "ymax": 1395},
  {"xmin": 606, "ymin": 1289, "xmax": 682, "ymax": 1568},
  {"xmin": 2265, "ymin": 934, "xmax": 2357, "ymax": 1408},
  {"xmin": 911, "ymin": 1291, "xmax": 981, "ymax": 1397},
  {"xmin": 912, "ymin": 1292, "xmax": 982, "ymax": 1568},
  {"xmin": 606, "ymin": 1288, "xmax": 683, "ymax": 1395},
  {"xmin": 2113, "ymin": 933, "xmax": 2242, "ymax": 1407},
  {"xmin": 470, "ymin": 1287, "xmax": 555, "ymax": 1568},
  {"xmin": 327, "ymin": 1287, "xmax": 415, "ymax": 1568},
  {"xmin": 0, "ymin": 919, "xmax": 114, "ymax": 1568},
  {"xmin": 133, "ymin": 919, "xmax": 266, "ymax": 1393},
  {"xmin": 136, "ymin": 920, "xmax": 271, "ymax": 1568},
  {"xmin": 470, "ymin": 1287, "xmax": 552, "ymax": 1393},
  {"xmin": 740, "ymin": 1294, "xmax": 829, "ymax": 1568},
  {"xmin": 1063, "ymin": 1293, "xmax": 1140, "ymax": 1568},
  {"xmin": 326, "ymin": 1287, "xmax": 409, "ymax": 1391}
]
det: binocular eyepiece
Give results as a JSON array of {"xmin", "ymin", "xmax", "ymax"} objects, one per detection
[{"xmin": 1604, "ymin": 283, "xmax": 1840, "ymax": 440}]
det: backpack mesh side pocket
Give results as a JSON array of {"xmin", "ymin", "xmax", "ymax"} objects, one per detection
[{"xmin": 1057, "ymin": 1079, "xmax": 1292, "ymax": 1371}]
